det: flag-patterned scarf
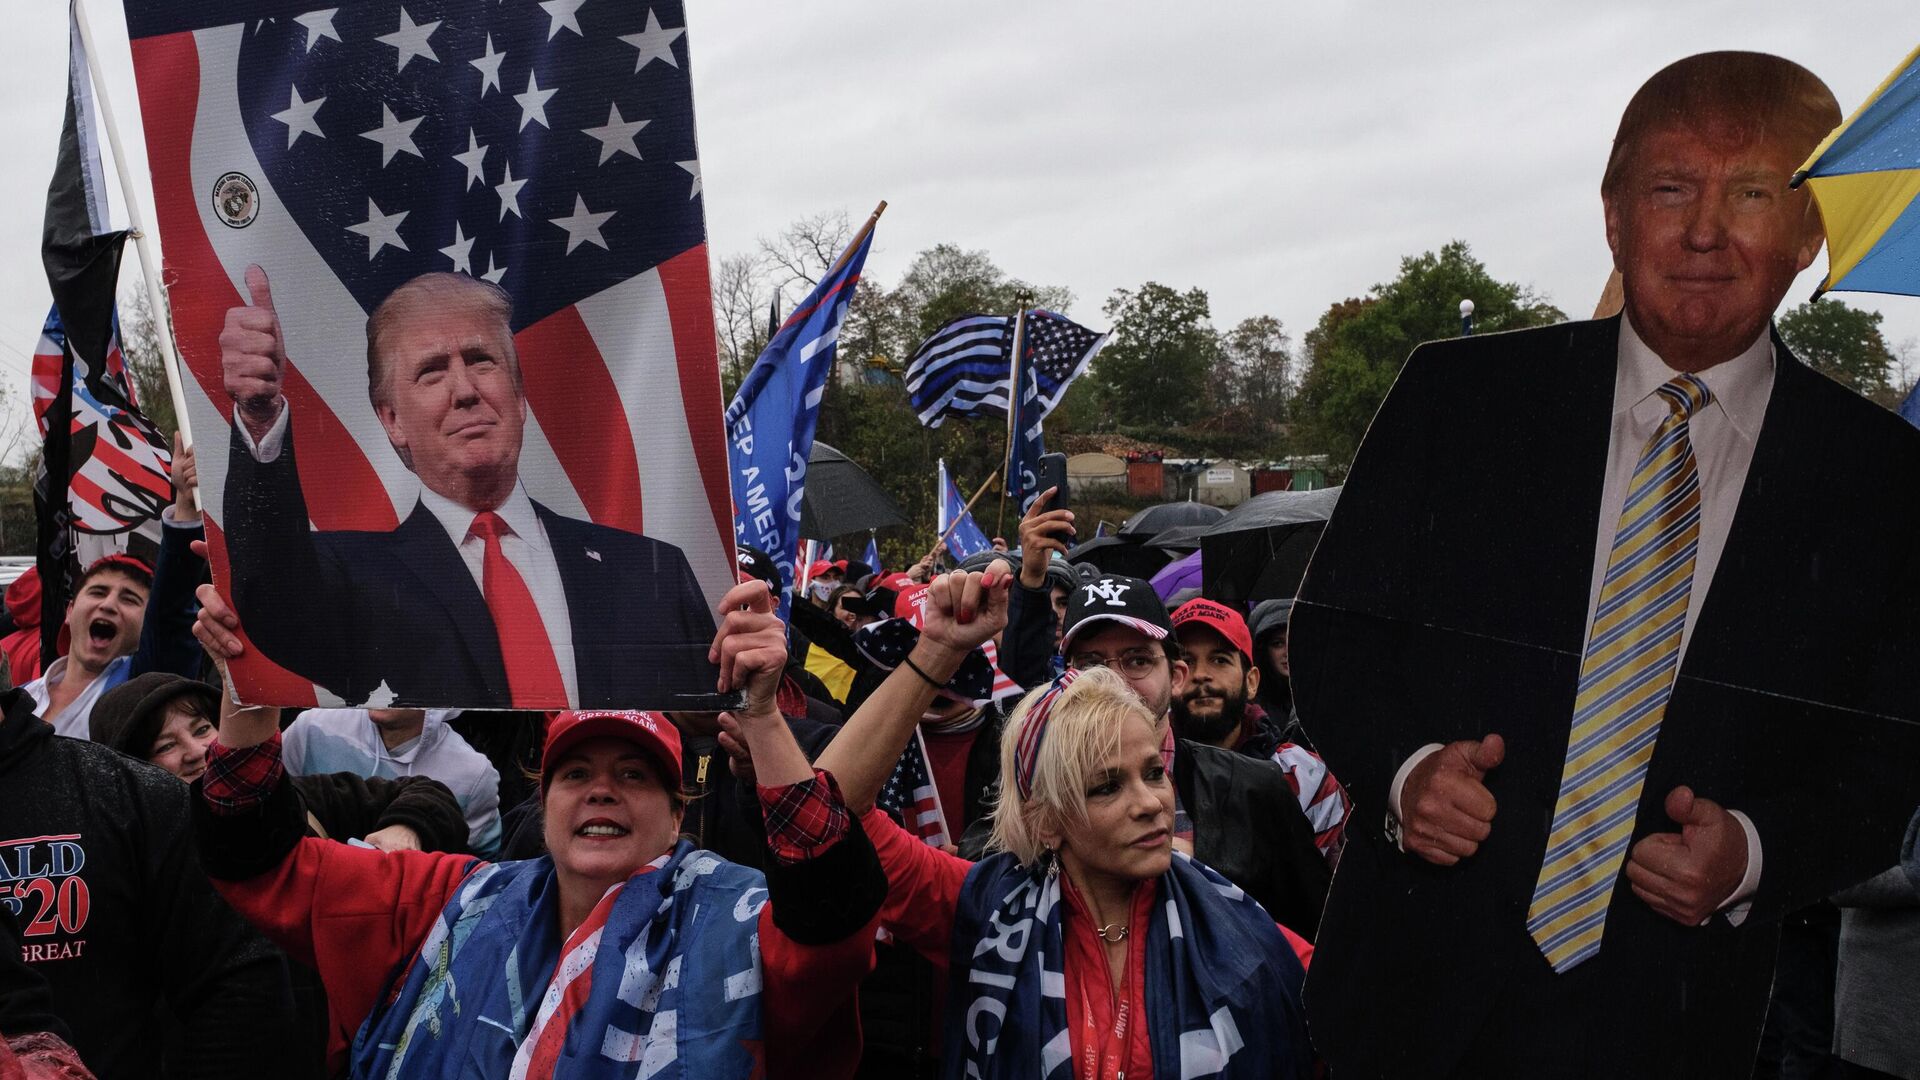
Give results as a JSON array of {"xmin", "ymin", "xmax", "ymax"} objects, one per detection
[
  {"xmin": 353, "ymin": 842, "xmax": 767, "ymax": 1080},
  {"xmin": 943, "ymin": 850, "xmax": 1311, "ymax": 1080}
]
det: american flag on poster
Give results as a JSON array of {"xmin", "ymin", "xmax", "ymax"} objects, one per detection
[
  {"xmin": 878, "ymin": 728, "xmax": 951, "ymax": 849},
  {"xmin": 31, "ymin": 308, "xmax": 172, "ymax": 537},
  {"xmin": 123, "ymin": 0, "xmax": 734, "ymax": 703}
]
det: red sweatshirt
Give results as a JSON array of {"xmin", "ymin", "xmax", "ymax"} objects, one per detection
[
  {"xmin": 861, "ymin": 807, "xmax": 1312, "ymax": 1079},
  {"xmin": 213, "ymin": 833, "xmax": 876, "ymax": 1079}
]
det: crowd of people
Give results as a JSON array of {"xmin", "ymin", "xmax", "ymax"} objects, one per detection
[{"xmin": 3, "ymin": 46, "xmax": 1920, "ymax": 1080}]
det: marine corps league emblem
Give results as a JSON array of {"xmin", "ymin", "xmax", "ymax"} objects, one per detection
[{"xmin": 211, "ymin": 171, "xmax": 257, "ymax": 228}]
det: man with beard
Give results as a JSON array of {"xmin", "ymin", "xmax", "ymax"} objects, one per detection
[{"xmin": 1170, "ymin": 598, "xmax": 1350, "ymax": 862}]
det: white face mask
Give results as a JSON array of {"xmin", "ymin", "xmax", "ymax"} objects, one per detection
[{"xmin": 808, "ymin": 579, "xmax": 836, "ymax": 602}]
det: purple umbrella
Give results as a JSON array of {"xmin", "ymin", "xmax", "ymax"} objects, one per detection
[{"xmin": 1150, "ymin": 548, "xmax": 1204, "ymax": 603}]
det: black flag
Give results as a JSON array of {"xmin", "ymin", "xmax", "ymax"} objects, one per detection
[{"xmin": 38, "ymin": 6, "xmax": 130, "ymax": 666}]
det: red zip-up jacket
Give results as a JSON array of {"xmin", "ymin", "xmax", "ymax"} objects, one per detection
[{"xmin": 862, "ymin": 807, "xmax": 1313, "ymax": 1079}]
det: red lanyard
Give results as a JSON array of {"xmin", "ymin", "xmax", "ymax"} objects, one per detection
[{"xmin": 1079, "ymin": 958, "xmax": 1133, "ymax": 1080}]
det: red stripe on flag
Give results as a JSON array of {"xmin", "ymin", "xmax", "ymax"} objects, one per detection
[
  {"xmin": 656, "ymin": 245, "xmax": 734, "ymax": 552},
  {"xmin": 514, "ymin": 306, "xmax": 645, "ymax": 535},
  {"xmin": 203, "ymin": 518, "xmax": 318, "ymax": 706},
  {"xmin": 130, "ymin": 33, "xmax": 396, "ymax": 535},
  {"xmin": 131, "ymin": 32, "xmax": 346, "ymax": 705}
]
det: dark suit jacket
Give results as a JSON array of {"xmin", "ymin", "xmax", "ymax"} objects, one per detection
[
  {"xmin": 1291, "ymin": 317, "xmax": 1920, "ymax": 1079},
  {"xmin": 223, "ymin": 418, "xmax": 719, "ymax": 710}
]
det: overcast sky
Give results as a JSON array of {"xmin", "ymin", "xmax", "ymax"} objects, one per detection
[{"xmin": 2, "ymin": 0, "xmax": 1917, "ymax": 444}]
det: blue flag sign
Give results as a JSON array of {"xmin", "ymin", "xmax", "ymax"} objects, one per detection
[
  {"xmin": 938, "ymin": 458, "xmax": 991, "ymax": 560},
  {"xmin": 726, "ymin": 229, "xmax": 875, "ymax": 603}
]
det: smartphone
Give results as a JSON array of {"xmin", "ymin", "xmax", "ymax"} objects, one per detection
[{"xmin": 1036, "ymin": 452, "xmax": 1070, "ymax": 514}]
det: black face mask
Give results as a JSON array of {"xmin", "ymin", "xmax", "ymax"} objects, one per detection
[{"xmin": 1171, "ymin": 683, "xmax": 1248, "ymax": 745}]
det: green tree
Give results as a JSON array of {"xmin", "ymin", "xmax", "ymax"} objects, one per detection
[
  {"xmin": 1293, "ymin": 241, "xmax": 1563, "ymax": 467},
  {"xmin": 1220, "ymin": 314, "xmax": 1293, "ymax": 424},
  {"xmin": 1777, "ymin": 298, "xmax": 1896, "ymax": 403},
  {"xmin": 1087, "ymin": 283, "xmax": 1220, "ymax": 428}
]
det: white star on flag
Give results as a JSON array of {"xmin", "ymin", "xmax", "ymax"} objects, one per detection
[
  {"xmin": 495, "ymin": 159, "xmax": 527, "ymax": 220},
  {"xmin": 346, "ymin": 198, "xmax": 409, "ymax": 258},
  {"xmin": 360, "ymin": 103, "xmax": 423, "ymax": 166},
  {"xmin": 374, "ymin": 7, "xmax": 440, "ymax": 72},
  {"xmin": 539, "ymin": 0, "xmax": 588, "ymax": 40},
  {"xmin": 620, "ymin": 9, "xmax": 683, "ymax": 72},
  {"xmin": 440, "ymin": 222, "xmax": 476, "ymax": 274},
  {"xmin": 582, "ymin": 104, "xmax": 648, "ymax": 164},
  {"xmin": 470, "ymin": 33, "xmax": 506, "ymax": 96},
  {"xmin": 481, "ymin": 253, "xmax": 508, "ymax": 285},
  {"xmin": 677, "ymin": 159, "xmax": 701, "ymax": 199},
  {"xmin": 293, "ymin": 9, "xmax": 339, "ymax": 53},
  {"xmin": 270, "ymin": 85, "xmax": 326, "ymax": 148},
  {"xmin": 550, "ymin": 195, "xmax": 614, "ymax": 254},
  {"xmin": 453, "ymin": 129, "xmax": 488, "ymax": 189},
  {"xmin": 515, "ymin": 71, "xmax": 557, "ymax": 131}
]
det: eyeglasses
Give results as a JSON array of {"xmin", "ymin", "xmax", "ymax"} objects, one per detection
[{"xmin": 1067, "ymin": 650, "xmax": 1165, "ymax": 678}]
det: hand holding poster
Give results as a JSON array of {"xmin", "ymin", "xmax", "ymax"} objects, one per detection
[{"xmin": 124, "ymin": 0, "xmax": 736, "ymax": 710}]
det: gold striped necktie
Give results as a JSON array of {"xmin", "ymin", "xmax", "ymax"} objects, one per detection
[{"xmin": 1526, "ymin": 372, "xmax": 1712, "ymax": 973}]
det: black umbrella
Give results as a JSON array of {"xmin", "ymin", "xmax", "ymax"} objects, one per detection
[
  {"xmin": 798, "ymin": 442, "xmax": 907, "ymax": 540},
  {"xmin": 1117, "ymin": 501, "xmax": 1227, "ymax": 539},
  {"xmin": 1146, "ymin": 524, "xmax": 1210, "ymax": 552},
  {"xmin": 1199, "ymin": 486, "xmax": 1342, "ymax": 605},
  {"xmin": 1065, "ymin": 535, "xmax": 1176, "ymax": 579}
]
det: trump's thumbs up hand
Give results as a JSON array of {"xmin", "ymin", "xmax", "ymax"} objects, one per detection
[
  {"xmin": 220, "ymin": 263, "xmax": 288, "ymax": 441},
  {"xmin": 1625, "ymin": 785, "xmax": 1749, "ymax": 927},
  {"xmin": 1400, "ymin": 734, "xmax": 1505, "ymax": 866}
]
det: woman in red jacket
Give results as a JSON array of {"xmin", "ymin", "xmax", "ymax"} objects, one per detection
[
  {"xmin": 190, "ymin": 578, "xmax": 883, "ymax": 1080},
  {"xmin": 730, "ymin": 563, "xmax": 1313, "ymax": 1080}
]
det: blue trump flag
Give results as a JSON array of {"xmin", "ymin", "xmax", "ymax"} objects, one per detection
[
  {"xmin": 938, "ymin": 458, "xmax": 991, "ymax": 560},
  {"xmin": 726, "ymin": 224, "xmax": 875, "ymax": 608},
  {"xmin": 863, "ymin": 533, "xmax": 881, "ymax": 575},
  {"xmin": 1900, "ymin": 379, "xmax": 1920, "ymax": 430}
]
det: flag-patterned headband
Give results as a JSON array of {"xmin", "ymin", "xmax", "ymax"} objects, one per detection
[{"xmin": 1013, "ymin": 668, "xmax": 1080, "ymax": 801}]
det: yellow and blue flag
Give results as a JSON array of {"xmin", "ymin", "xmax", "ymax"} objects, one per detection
[{"xmin": 1795, "ymin": 45, "xmax": 1920, "ymax": 298}]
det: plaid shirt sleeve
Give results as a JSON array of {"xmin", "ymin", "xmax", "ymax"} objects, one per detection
[
  {"xmin": 202, "ymin": 733, "xmax": 287, "ymax": 815},
  {"xmin": 758, "ymin": 768, "xmax": 852, "ymax": 866}
]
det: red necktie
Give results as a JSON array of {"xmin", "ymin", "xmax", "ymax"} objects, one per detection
[{"xmin": 468, "ymin": 511, "xmax": 569, "ymax": 707}]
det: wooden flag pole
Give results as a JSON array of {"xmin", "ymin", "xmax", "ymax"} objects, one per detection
[
  {"xmin": 925, "ymin": 469, "xmax": 1001, "ymax": 566},
  {"xmin": 72, "ymin": 0, "xmax": 195, "ymax": 457},
  {"xmin": 827, "ymin": 200, "xmax": 888, "ymax": 281}
]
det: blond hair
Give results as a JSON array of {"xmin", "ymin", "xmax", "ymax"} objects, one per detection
[
  {"xmin": 1601, "ymin": 51, "xmax": 1840, "ymax": 197},
  {"xmin": 988, "ymin": 665, "xmax": 1159, "ymax": 865}
]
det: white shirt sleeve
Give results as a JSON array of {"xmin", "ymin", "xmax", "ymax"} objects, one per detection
[
  {"xmin": 234, "ymin": 400, "xmax": 290, "ymax": 462},
  {"xmin": 1386, "ymin": 743, "xmax": 1445, "ymax": 852},
  {"xmin": 1713, "ymin": 810, "xmax": 1762, "ymax": 926}
]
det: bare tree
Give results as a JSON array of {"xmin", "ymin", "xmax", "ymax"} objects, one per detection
[
  {"xmin": 713, "ymin": 251, "xmax": 774, "ymax": 389},
  {"xmin": 758, "ymin": 209, "xmax": 851, "ymax": 291},
  {"xmin": 118, "ymin": 281, "xmax": 179, "ymax": 438}
]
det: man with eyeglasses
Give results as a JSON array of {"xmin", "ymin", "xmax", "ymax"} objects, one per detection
[{"xmin": 1046, "ymin": 573, "xmax": 1331, "ymax": 936}]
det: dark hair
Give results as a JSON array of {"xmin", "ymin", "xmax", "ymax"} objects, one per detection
[
  {"xmin": 1602, "ymin": 52, "xmax": 1840, "ymax": 197},
  {"xmin": 827, "ymin": 583, "xmax": 864, "ymax": 612}
]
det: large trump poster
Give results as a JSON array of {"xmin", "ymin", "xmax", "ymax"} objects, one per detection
[{"xmin": 123, "ymin": 0, "xmax": 737, "ymax": 710}]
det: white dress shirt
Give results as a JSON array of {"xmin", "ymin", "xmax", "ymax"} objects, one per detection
[
  {"xmin": 415, "ymin": 483, "xmax": 579, "ymax": 709},
  {"xmin": 238, "ymin": 404, "xmax": 579, "ymax": 708},
  {"xmin": 1389, "ymin": 315, "xmax": 1769, "ymax": 916}
]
